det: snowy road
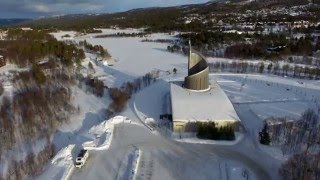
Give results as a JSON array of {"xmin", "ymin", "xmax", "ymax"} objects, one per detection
[
  {"xmin": 70, "ymin": 78, "xmax": 284, "ymax": 180},
  {"xmin": 71, "ymin": 121, "xmax": 278, "ymax": 180}
]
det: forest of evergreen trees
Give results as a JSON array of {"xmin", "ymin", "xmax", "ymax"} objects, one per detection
[
  {"xmin": 1, "ymin": 29, "xmax": 85, "ymax": 67},
  {"xmin": 179, "ymin": 32, "xmax": 319, "ymax": 61}
]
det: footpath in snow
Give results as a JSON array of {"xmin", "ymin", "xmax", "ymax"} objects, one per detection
[{"xmin": 116, "ymin": 146, "xmax": 142, "ymax": 180}]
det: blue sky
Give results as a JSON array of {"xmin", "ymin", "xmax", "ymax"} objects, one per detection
[{"xmin": 0, "ymin": 0, "xmax": 209, "ymax": 18}]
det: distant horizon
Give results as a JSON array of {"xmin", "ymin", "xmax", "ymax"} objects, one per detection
[{"xmin": 0, "ymin": 0, "xmax": 211, "ymax": 19}]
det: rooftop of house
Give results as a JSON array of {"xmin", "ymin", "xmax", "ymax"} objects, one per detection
[{"xmin": 170, "ymin": 81, "xmax": 240, "ymax": 123}]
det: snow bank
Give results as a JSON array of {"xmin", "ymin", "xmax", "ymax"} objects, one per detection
[
  {"xmin": 82, "ymin": 120, "xmax": 114, "ymax": 151},
  {"xmin": 133, "ymin": 101, "xmax": 155, "ymax": 131},
  {"xmin": 82, "ymin": 131, "xmax": 112, "ymax": 151},
  {"xmin": 82, "ymin": 116, "xmax": 133, "ymax": 151},
  {"xmin": 38, "ymin": 145, "xmax": 75, "ymax": 180}
]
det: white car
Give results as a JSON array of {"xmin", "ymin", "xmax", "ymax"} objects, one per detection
[{"xmin": 75, "ymin": 149, "xmax": 89, "ymax": 168}]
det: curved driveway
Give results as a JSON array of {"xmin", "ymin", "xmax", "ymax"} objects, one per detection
[{"xmin": 72, "ymin": 108, "xmax": 281, "ymax": 180}]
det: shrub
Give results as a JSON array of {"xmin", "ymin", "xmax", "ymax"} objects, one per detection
[
  {"xmin": 86, "ymin": 78, "xmax": 105, "ymax": 97},
  {"xmin": 108, "ymin": 88, "xmax": 130, "ymax": 113},
  {"xmin": 197, "ymin": 122, "xmax": 235, "ymax": 140},
  {"xmin": 31, "ymin": 63, "xmax": 46, "ymax": 85}
]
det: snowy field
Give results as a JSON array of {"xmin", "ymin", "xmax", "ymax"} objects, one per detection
[
  {"xmin": 214, "ymin": 74, "xmax": 320, "ymax": 161},
  {"xmin": 32, "ymin": 29, "xmax": 320, "ymax": 180},
  {"xmin": 52, "ymin": 30, "xmax": 186, "ymax": 88},
  {"xmin": 215, "ymin": 74, "xmax": 320, "ymax": 130}
]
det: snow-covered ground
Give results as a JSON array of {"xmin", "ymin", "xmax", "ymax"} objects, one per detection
[
  {"xmin": 215, "ymin": 74, "xmax": 319, "ymax": 122},
  {"xmin": 37, "ymin": 116, "xmax": 134, "ymax": 180},
  {"xmin": 71, "ymin": 123, "xmax": 264, "ymax": 180},
  {"xmin": 213, "ymin": 73, "xmax": 320, "ymax": 161},
  {"xmin": 76, "ymin": 34, "xmax": 185, "ymax": 87},
  {"xmin": 36, "ymin": 29, "xmax": 320, "ymax": 180},
  {"xmin": 37, "ymin": 144, "xmax": 76, "ymax": 180}
]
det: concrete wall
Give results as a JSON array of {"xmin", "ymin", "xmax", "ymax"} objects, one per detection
[{"xmin": 184, "ymin": 67, "xmax": 209, "ymax": 90}]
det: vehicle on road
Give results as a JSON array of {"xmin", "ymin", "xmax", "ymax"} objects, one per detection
[{"xmin": 75, "ymin": 149, "xmax": 89, "ymax": 168}]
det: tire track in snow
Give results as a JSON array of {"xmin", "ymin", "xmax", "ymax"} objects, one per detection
[{"xmin": 136, "ymin": 150, "xmax": 154, "ymax": 180}]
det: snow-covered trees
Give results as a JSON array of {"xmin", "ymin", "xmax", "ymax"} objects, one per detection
[
  {"xmin": 108, "ymin": 88, "xmax": 130, "ymax": 114},
  {"xmin": 209, "ymin": 61, "xmax": 320, "ymax": 80},
  {"xmin": 4, "ymin": 143, "xmax": 55, "ymax": 179},
  {"xmin": 264, "ymin": 109, "xmax": 320, "ymax": 179},
  {"xmin": 107, "ymin": 71, "xmax": 160, "ymax": 116},
  {"xmin": 266, "ymin": 109, "xmax": 320, "ymax": 155},
  {"xmin": 0, "ymin": 29, "xmax": 85, "ymax": 178},
  {"xmin": 279, "ymin": 152, "xmax": 320, "ymax": 180}
]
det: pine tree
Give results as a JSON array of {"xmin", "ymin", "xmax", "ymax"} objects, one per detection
[
  {"xmin": 259, "ymin": 123, "xmax": 271, "ymax": 145},
  {"xmin": 173, "ymin": 68, "xmax": 177, "ymax": 74}
]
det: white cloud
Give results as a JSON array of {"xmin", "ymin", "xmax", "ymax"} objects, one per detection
[
  {"xmin": 33, "ymin": 5, "xmax": 51, "ymax": 13},
  {"xmin": 0, "ymin": 0, "xmax": 209, "ymax": 18}
]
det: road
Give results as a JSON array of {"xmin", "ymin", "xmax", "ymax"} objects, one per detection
[{"xmin": 71, "ymin": 104, "xmax": 281, "ymax": 180}]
